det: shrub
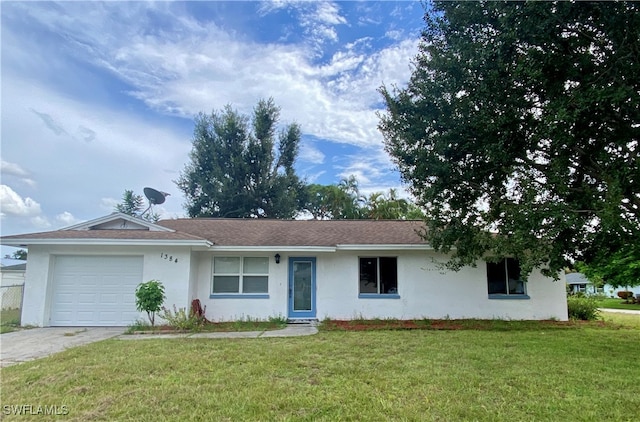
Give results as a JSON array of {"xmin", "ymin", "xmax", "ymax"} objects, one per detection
[
  {"xmin": 567, "ymin": 295, "xmax": 600, "ymax": 321},
  {"xmin": 135, "ymin": 280, "xmax": 166, "ymax": 326},
  {"xmin": 617, "ymin": 291, "xmax": 634, "ymax": 300},
  {"xmin": 159, "ymin": 305, "xmax": 203, "ymax": 331}
]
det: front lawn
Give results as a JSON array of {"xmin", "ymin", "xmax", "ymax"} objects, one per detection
[
  {"xmin": 1, "ymin": 318, "xmax": 639, "ymax": 421},
  {"xmin": 597, "ymin": 297, "xmax": 640, "ymax": 310}
]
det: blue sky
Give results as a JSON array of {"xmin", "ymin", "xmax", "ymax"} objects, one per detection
[{"xmin": 1, "ymin": 0, "xmax": 425, "ymax": 242}]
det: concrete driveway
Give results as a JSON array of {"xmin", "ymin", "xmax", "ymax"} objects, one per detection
[{"xmin": 1, "ymin": 327, "xmax": 124, "ymax": 367}]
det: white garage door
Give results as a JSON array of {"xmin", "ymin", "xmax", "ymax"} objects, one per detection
[{"xmin": 50, "ymin": 256, "xmax": 143, "ymax": 326}]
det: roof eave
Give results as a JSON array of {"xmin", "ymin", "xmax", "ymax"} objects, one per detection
[
  {"xmin": 336, "ymin": 244, "xmax": 432, "ymax": 251},
  {"xmin": 208, "ymin": 245, "xmax": 337, "ymax": 253},
  {"xmin": 0, "ymin": 238, "xmax": 212, "ymax": 248}
]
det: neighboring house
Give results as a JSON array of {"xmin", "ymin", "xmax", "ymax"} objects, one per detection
[
  {"xmin": 566, "ymin": 272, "xmax": 599, "ymax": 295},
  {"xmin": 1, "ymin": 258, "xmax": 26, "ymax": 268},
  {"xmin": 0, "ymin": 213, "xmax": 568, "ymax": 326},
  {"xmin": 603, "ymin": 284, "xmax": 640, "ymax": 298},
  {"xmin": 566, "ymin": 272, "xmax": 640, "ymax": 298},
  {"xmin": 0, "ymin": 263, "xmax": 26, "ymax": 287},
  {"xmin": 0, "ymin": 263, "xmax": 26, "ymax": 310}
]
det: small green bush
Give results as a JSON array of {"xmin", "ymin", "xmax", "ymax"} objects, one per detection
[
  {"xmin": 135, "ymin": 280, "xmax": 166, "ymax": 326},
  {"xmin": 567, "ymin": 295, "xmax": 600, "ymax": 321},
  {"xmin": 159, "ymin": 305, "xmax": 203, "ymax": 331}
]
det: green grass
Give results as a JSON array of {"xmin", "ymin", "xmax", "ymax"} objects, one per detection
[
  {"xmin": 321, "ymin": 318, "xmax": 589, "ymax": 331},
  {"xmin": 597, "ymin": 297, "xmax": 640, "ymax": 310},
  {"xmin": 600, "ymin": 310, "xmax": 640, "ymax": 329},
  {"xmin": 2, "ymin": 318, "xmax": 639, "ymax": 421},
  {"xmin": 125, "ymin": 316, "xmax": 288, "ymax": 334},
  {"xmin": 0, "ymin": 308, "xmax": 21, "ymax": 333}
]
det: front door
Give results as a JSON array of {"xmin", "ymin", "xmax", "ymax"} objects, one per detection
[{"xmin": 288, "ymin": 257, "xmax": 316, "ymax": 319}]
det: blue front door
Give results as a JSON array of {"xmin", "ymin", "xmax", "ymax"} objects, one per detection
[{"xmin": 288, "ymin": 257, "xmax": 316, "ymax": 319}]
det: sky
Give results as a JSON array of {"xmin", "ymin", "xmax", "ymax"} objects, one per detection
[{"xmin": 0, "ymin": 0, "xmax": 426, "ymax": 247}]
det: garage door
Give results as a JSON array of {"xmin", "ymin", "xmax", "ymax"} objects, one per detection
[{"xmin": 50, "ymin": 256, "xmax": 143, "ymax": 326}]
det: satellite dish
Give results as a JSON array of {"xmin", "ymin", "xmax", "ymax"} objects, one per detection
[
  {"xmin": 141, "ymin": 187, "xmax": 170, "ymax": 217},
  {"xmin": 144, "ymin": 187, "xmax": 169, "ymax": 205}
]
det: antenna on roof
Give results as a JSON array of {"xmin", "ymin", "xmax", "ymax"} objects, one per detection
[{"xmin": 141, "ymin": 187, "xmax": 170, "ymax": 218}]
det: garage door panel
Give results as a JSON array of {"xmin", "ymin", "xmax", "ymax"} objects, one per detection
[
  {"xmin": 50, "ymin": 256, "xmax": 143, "ymax": 326},
  {"xmin": 99, "ymin": 294, "xmax": 119, "ymax": 306}
]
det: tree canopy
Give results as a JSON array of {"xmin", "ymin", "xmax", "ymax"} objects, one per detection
[
  {"xmin": 578, "ymin": 244, "xmax": 640, "ymax": 290},
  {"xmin": 115, "ymin": 189, "xmax": 158, "ymax": 222},
  {"xmin": 13, "ymin": 249, "xmax": 27, "ymax": 260},
  {"xmin": 379, "ymin": 1, "xmax": 639, "ymax": 278},
  {"xmin": 302, "ymin": 176, "xmax": 424, "ymax": 220},
  {"xmin": 176, "ymin": 99, "xmax": 304, "ymax": 218}
]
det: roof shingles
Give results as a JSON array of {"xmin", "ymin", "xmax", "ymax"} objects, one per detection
[
  {"xmin": 158, "ymin": 219, "xmax": 426, "ymax": 247},
  {"xmin": 1, "ymin": 218, "xmax": 427, "ymax": 247}
]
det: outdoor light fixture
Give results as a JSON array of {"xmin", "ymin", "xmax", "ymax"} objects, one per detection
[{"xmin": 274, "ymin": 253, "xmax": 281, "ymax": 264}]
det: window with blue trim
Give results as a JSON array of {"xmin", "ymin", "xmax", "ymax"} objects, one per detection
[
  {"xmin": 487, "ymin": 258, "xmax": 526, "ymax": 296},
  {"xmin": 359, "ymin": 257, "xmax": 398, "ymax": 295},
  {"xmin": 213, "ymin": 257, "xmax": 269, "ymax": 294}
]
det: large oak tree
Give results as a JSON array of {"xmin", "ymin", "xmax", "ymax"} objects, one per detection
[
  {"xmin": 379, "ymin": 1, "xmax": 639, "ymax": 278},
  {"xmin": 177, "ymin": 99, "xmax": 304, "ymax": 218}
]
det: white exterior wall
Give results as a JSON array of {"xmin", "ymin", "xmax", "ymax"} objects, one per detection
[
  {"xmin": 21, "ymin": 245, "xmax": 194, "ymax": 326},
  {"xmin": 21, "ymin": 245, "xmax": 568, "ymax": 326},
  {"xmin": 193, "ymin": 251, "xmax": 290, "ymax": 321},
  {"xmin": 315, "ymin": 250, "xmax": 567, "ymax": 321},
  {"xmin": 190, "ymin": 250, "xmax": 568, "ymax": 322}
]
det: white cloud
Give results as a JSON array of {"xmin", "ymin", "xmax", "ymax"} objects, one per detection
[
  {"xmin": 30, "ymin": 215, "xmax": 52, "ymax": 229},
  {"xmin": 259, "ymin": 0, "xmax": 347, "ymax": 46},
  {"xmin": 0, "ymin": 160, "xmax": 37, "ymax": 187},
  {"xmin": 0, "ymin": 185, "xmax": 42, "ymax": 217},
  {"xmin": 100, "ymin": 197, "xmax": 120, "ymax": 212},
  {"xmin": 314, "ymin": 2, "xmax": 347, "ymax": 26},
  {"xmin": 55, "ymin": 211, "xmax": 81, "ymax": 226},
  {"xmin": 385, "ymin": 30, "xmax": 404, "ymax": 41},
  {"xmin": 304, "ymin": 170, "xmax": 326, "ymax": 184},
  {"xmin": 1, "ymin": 160, "xmax": 30, "ymax": 178},
  {"xmin": 334, "ymin": 148, "xmax": 406, "ymax": 197},
  {"xmin": 299, "ymin": 2, "xmax": 347, "ymax": 47},
  {"xmin": 3, "ymin": 2, "xmax": 417, "ymax": 149},
  {"xmin": 299, "ymin": 143, "xmax": 325, "ymax": 164}
]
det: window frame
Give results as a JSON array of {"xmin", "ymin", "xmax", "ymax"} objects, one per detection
[
  {"xmin": 211, "ymin": 256, "xmax": 270, "ymax": 299},
  {"xmin": 358, "ymin": 256, "xmax": 400, "ymax": 299},
  {"xmin": 486, "ymin": 258, "xmax": 529, "ymax": 300}
]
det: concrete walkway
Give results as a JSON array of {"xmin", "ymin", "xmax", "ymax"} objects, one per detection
[
  {"xmin": 1, "ymin": 324, "xmax": 318, "ymax": 367},
  {"xmin": 1, "ymin": 327, "xmax": 124, "ymax": 367},
  {"xmin": 599, "ymin": 308, "xmax": 640, "ymax": 315}
]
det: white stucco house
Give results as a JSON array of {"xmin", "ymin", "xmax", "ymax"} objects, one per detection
[{"xmin": 0, "ymin": 213, "xmax": 568, "ymax": 326}]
